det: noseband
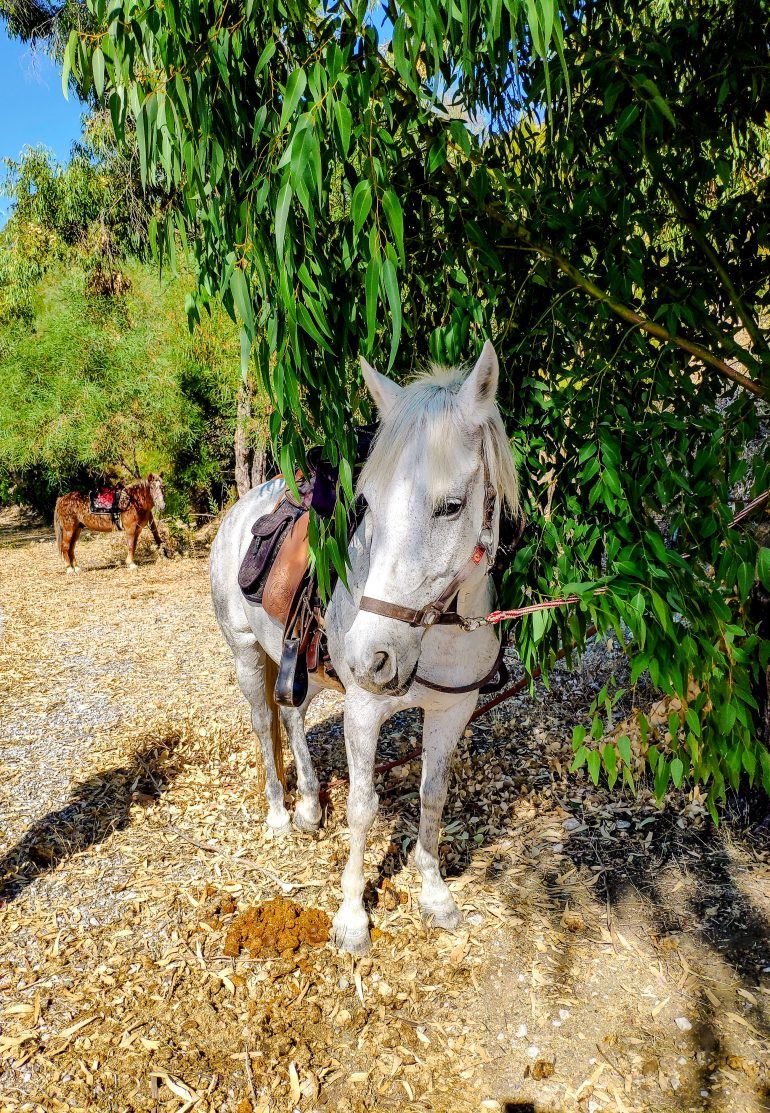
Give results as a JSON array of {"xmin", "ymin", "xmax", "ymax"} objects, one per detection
[{"xmin": 356, "ymin": 464, "xmax": 506, "ymax": 694}]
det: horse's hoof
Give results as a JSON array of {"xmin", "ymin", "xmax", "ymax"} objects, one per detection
[
  {"xmin": 265, "ymin": 810, "xmax": 292, "ymax": 838},
  {"xmin": 332, "ymin": 912, "xmax": 372, "ymax": 956},
  {"xmin": 293, "ymin": 812, "xmax": 321, "ymax": 834},
  {"xmin": 293, "ymin": 798, "xmax": 322, "ymax": 833},
  {"xmin": 126, "ymin": 562, "xmax": 138, "ymax": 571},
  {"xmin": 65, "ymin": 566, "xmax": 74, "ymax": 575},
  {"xmin": 420, "ymin": 897, "xmax": 462, "ymax": 932},
  {"xmin": 73, "ymin": 565, "xmax": 82, "ymax": 574}
]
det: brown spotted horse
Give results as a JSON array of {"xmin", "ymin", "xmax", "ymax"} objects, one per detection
[{"xmin": 54, "ymin": 475, "xmax": 166, "ymax": 573}]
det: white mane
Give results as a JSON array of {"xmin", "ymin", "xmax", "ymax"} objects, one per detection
[{"xmin": 358, "ymin": 363, "xmax": 519, "ymax": 513}]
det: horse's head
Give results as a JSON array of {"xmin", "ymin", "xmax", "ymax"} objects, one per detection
[
  {"xmin": 148, "ymin": 473, "xmax": 166, "ymax": 511},
  {"xmin": 345, "ymin": 341, "xmax": 518, "ymax": 695}
]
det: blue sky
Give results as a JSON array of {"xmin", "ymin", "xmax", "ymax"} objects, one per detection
[{"xmin": 0, "ymin": 27, "xmax": 84, "ymax": 224}]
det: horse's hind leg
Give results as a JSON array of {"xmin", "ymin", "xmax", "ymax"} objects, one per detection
[
  {"xmin": 280, "ymin": 705, "xmax": 321, "ymax": 832},
  {"xmin": 68, "ymin": 525, "xmax": 82, "ymax": 573},
  {"xmin": 58, "ymin": 523, "xmax": 76, "ymax": 572},
  {"xmin": 233, "ymin": 641, "xmax": 291, "ymax": 833}
]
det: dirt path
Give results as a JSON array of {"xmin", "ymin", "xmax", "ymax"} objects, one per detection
[{"xmin": 0, "ymin": 510, "xmax": 768, "ymax": 1112}]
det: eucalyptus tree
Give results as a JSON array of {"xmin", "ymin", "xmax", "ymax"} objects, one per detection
[{"xmin": 58, "ymin": 0, "xmax": 769, "ymax": 812}]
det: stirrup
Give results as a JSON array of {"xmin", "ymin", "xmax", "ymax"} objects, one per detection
[{"xmin": 274, "ymin": 637, "xmax": 309, "ymax": 707}]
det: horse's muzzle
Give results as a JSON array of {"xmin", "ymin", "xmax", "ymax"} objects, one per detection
[{"xmin": 345, "ymin": 613, "xmax": 420, "ymax": 696}]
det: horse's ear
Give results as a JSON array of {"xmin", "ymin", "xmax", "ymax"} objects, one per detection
[
  {"xmin": 359, "ymin": 356, "xmax": 404, "ymax": 419},
  {"xmin": 458, "ymin": 340, "xmax": 499, "ymax": 421}
]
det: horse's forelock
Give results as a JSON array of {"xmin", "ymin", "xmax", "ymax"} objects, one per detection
[{"xmin": 358, "ymin": 363, "xmax": 519, "ymax": 513}]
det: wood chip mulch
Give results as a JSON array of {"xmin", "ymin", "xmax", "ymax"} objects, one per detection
[{"xmin": 0, "ymin": 508, "xmax": 768, "ymax": 1112}]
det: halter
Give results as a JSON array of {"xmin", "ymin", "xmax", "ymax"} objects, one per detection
[{"xmin": 357, "ymin": 460, "xmax": 505, "ymax": 694}]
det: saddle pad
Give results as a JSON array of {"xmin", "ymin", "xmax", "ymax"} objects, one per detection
[{"xmin": 90, "ymin": 488, "xmax": 118, "ymax": 513}]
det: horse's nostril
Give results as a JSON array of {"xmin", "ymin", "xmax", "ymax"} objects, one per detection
[{"xmin": 372, "ymin": 651, "xmax": 390, "ymax": 676}]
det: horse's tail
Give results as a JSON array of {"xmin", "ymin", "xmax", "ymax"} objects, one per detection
[
  {"xmin": 263, "ymin": 654, "xmax": 286, "ymax": 789},
  {"xmin": 53, "ymin": 500, "xmax": 62, "ymax": 555}
]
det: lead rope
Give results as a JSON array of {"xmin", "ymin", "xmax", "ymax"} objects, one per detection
[{"xmin": 455, "ymin": 588, "xmax": 608, "ymax": 632}]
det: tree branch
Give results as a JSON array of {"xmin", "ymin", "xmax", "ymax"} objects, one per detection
[
  {"xmin": 492, "ymin": 216, "xmax": 768, "ymax": 401},
  {"xmin": 344, "ymin": 18, "xmax": 768, "ymax": 403},
  {"xmin": 655, "ymin": 169, "xmax": 769, "ymax": 359},
  {"xmin": 698, "ymin": 314, "xmax": 768, "ymax": 378}
]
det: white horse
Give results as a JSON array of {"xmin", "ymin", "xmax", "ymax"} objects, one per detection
[{"xmin": 210, "ymin": 341, "xmax": 518, "ymax": 954}]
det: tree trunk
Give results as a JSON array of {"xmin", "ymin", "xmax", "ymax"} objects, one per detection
[{"xmin": 234, "ymin": 378, "xmax": 266, "ymax": 497}]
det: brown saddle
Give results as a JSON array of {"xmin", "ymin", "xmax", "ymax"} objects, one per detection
[
  {"xmin": 261, "ymin": 506, "xmax": 332, "ymax": 706},
  {"xmin": 237, "ymin": 493, "xmax": 318, "ymax": 705},
  {"xmin": 262, "ymin": 511, "xmax": 309, "ymax": 626}
]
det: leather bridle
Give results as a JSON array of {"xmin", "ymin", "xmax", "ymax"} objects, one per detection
[{"xmin": 357, "ymin": 462, "xmax": 506, "ymax": 694}]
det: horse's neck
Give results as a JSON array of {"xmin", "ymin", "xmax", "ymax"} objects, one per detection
[{"xmin": 127, "ymin": 483, "xmax": 150, "ymax": 509}]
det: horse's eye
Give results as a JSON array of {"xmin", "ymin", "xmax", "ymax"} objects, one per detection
[{"xmin": 433, "ymin": 497, "xmax": 464, "ymax": 519}]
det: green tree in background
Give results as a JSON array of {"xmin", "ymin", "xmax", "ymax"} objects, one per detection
[
  {"xmin": 6, "ymin": 0, "xmax": 770, "ymax": 811},
  {"xmin": 0, "ymin": 141, "xmax": 260, "ymax": 514}
]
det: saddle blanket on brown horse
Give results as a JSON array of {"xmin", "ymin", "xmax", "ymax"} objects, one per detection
[
  {"xmin": 90, "ymin": 486, "xmax": 119, "ymax": 511},
  {"xmin": 89, "ymin": 485, "xmax": 127, "ymax": 528}
]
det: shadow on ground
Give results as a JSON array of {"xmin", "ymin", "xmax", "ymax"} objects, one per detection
[
  {"xmin": 0, "ymin": 732, "xmax": 183, "ymax": 903},
  {"xmin": 0, "ymin": 515, "xmax": 51, "ymax": 550}
]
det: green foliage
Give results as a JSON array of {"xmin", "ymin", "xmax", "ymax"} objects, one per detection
[
  {"xmin": 0, "ymin": 256, "xmax": 241, "ymax": 514},
  {"xmin": 4, "ymin": 145, "xmax": 103, "ymax": 245},
  {"xmin": 0, "ymin": 135, "xmax": 257, "ymax": 515},
  {"xmin": 67, "ymin": 0, "xmax": 563, "ymax": 441},
  {"xmin": 1, "ymin": 137, "xmax": 144, "ymax": 326},
  {"xmin": 0, "ymin": 0, "xmax": 91, "ymax": 46},
  {"xmin": 61, "ymin": 0, "xmax": 770, "ymax": 808}
]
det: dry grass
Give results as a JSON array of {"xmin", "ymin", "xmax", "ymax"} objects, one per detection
[{"xmin": 0, "ymin": 507, "xmax": 768, "ymax": 1112}]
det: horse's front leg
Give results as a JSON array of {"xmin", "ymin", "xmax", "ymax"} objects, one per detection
[
  {"xmin": 147, "ymin": 512, "xmax": 167, "ymax": 555},
  {"xmin": 332, "ymin": 691, "xmax": 385, "ymax": 955},
  {"xmin": 415, "ymin": 695, "xmax": 477, "ymax": 930},
  {"xmin": 125, "ymin": 520, "xmax": 140, "ymax": 569}
]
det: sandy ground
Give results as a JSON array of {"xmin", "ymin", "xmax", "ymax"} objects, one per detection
[{"xmin": 0, "ymin": 508, "xmax": 768, "ymax": 1113}]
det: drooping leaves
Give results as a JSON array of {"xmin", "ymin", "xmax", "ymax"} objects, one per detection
[{"xmin": 69, "ymin": 0, "xmax": 770, "ymax": 810}]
